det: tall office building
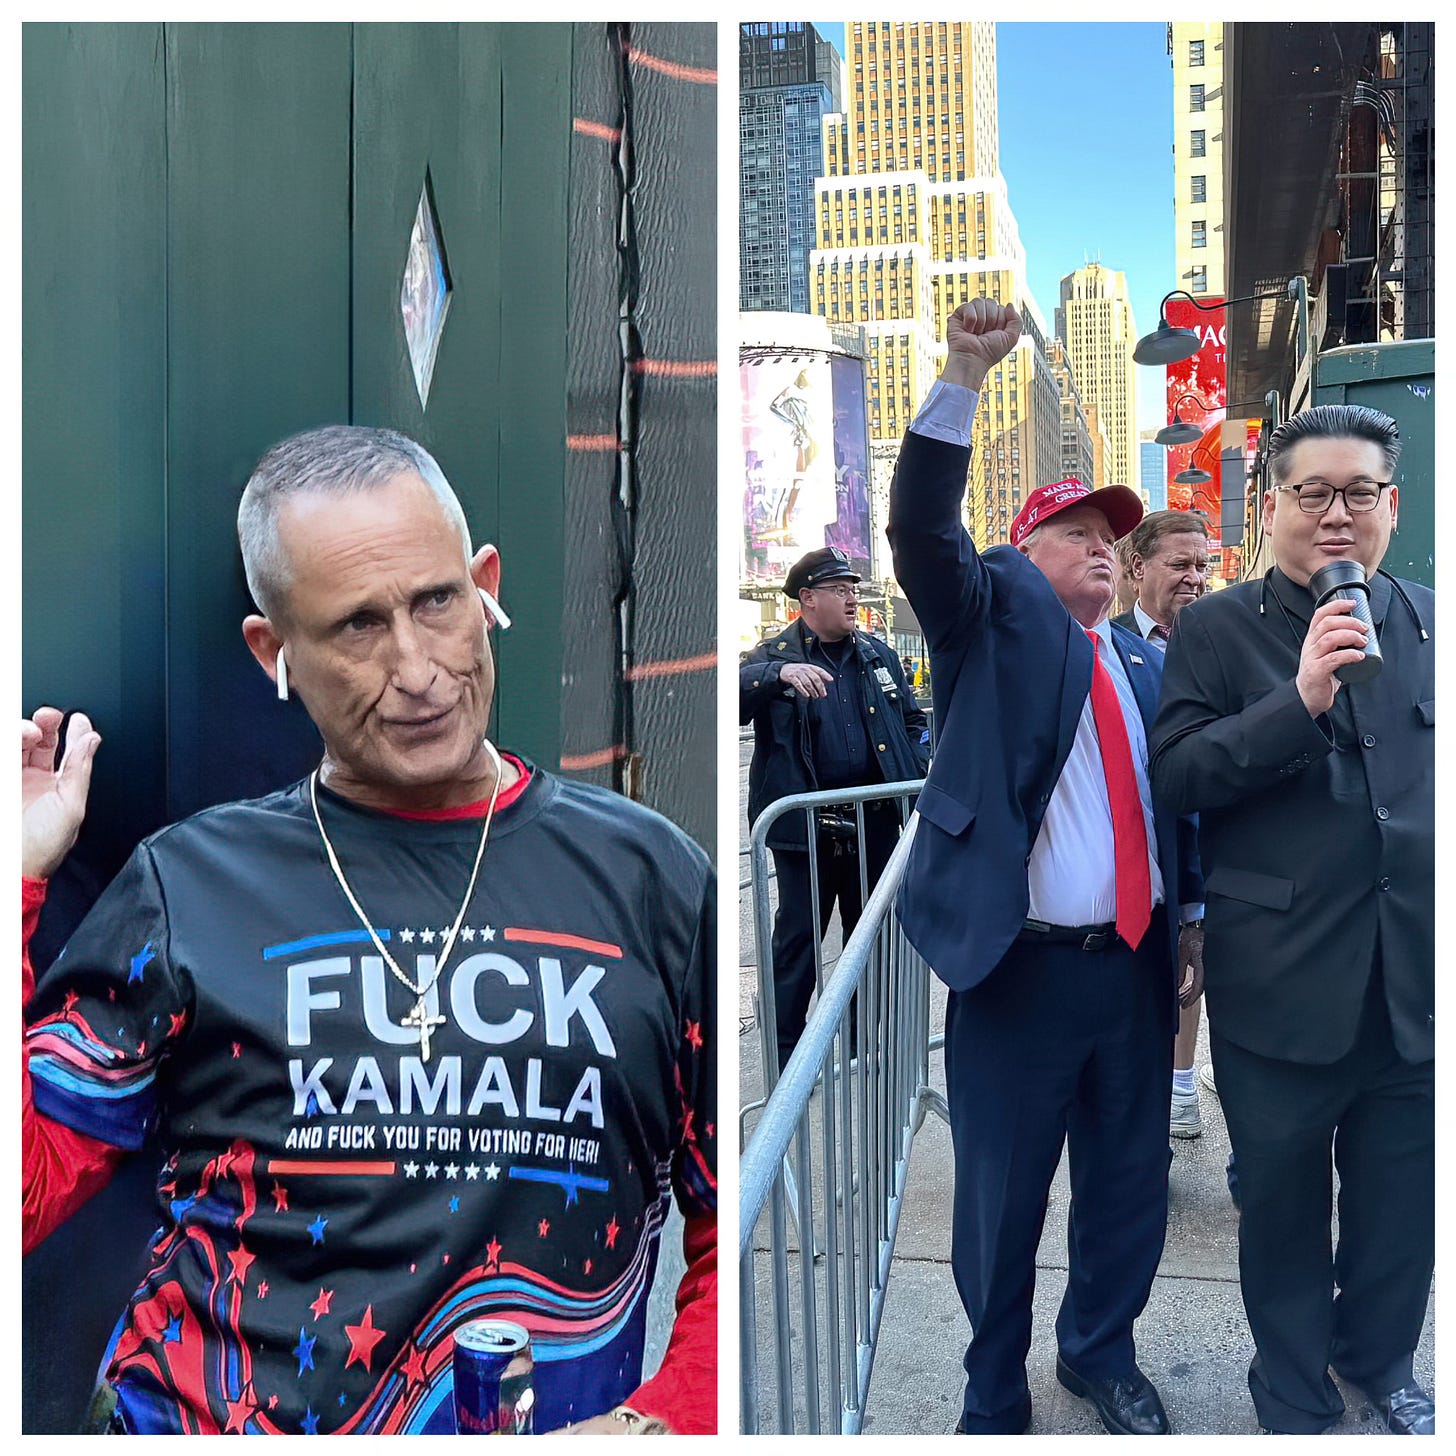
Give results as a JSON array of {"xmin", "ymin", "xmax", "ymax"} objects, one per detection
[
  {"xmin": 1046, "ymin": 337, "xmax": 1096, "ymax": 490},
  {"xmin": 1139, "ymin": 432, "xmax": 1168, "ymax": 511},
  {"xmin": 1171, "ymin": 23, "xmax": 1225, "ymax": 298},
  {"xmin": 1056, "ymin": 263, "xmax": 1139, "ymax": 490},
  {"xmin": 740, "ymin": 23, "xmax": 843, "ymax": 313},
  {"xmin": 811, "ymin": 20, "xmax": 1060, "ymax": 545}
]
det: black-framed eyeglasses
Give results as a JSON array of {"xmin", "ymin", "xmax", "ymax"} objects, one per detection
[{"xmin": 1275, "ymin": 479, "xmax": 1392, "ymax": 515}]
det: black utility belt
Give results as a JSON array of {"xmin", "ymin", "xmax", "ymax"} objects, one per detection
[{"xmin": 817, "ymin": 801, "xmax": 897, "ymax": 840}]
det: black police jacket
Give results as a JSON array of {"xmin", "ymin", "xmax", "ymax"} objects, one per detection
[{"xmin": 740, "ymin": 619, "xmax": 929, "ymax": 850}]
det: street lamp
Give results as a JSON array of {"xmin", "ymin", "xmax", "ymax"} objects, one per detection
[
  {"xmin": 1156, "ymin": 393, "xmax": 1211, "ymax": 446},
  {"xmin": 1174, "ymin": 466, "xmax": 1213, "ymax": 485},
  {"xmin": 1132, "ymin": 279, "xmax": 1302, "ymax": 365}
]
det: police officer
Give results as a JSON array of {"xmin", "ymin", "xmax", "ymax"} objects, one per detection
[{"xmin": 741, "ymin": 546, "xmax": 929, "ymax": 1074}]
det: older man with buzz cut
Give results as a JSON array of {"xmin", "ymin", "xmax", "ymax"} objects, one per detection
[
  {"xmin": 889, "ymin": 299, "xmax": 1202, "ymax": 1436},
  {"xmin": 22, "ymin": 424, "xmax": 716, "ymax": 1436}
]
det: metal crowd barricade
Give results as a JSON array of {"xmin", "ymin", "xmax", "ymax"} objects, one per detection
[
  {"xmin": 745, "ymin": 780, "xmax": 926, "ymax": 1108},
  {"xmin": 740, "ymin": 810, "xmax": 948, "ymax": 1434}
]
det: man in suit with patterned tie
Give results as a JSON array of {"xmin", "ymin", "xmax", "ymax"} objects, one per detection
[
  {"xmin": 888, "ymin": 300, "xmax": 1203, "ymax": 1436},
  {"xmin": 1112, "ymin": 510, "xmax": 1213, "ymax": 1140}
]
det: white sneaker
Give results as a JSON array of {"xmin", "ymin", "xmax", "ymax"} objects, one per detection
[
  {"xmin": 1170, "ymin": 1086, "xmax": 1203, "ymax": 1138},
  {"xmin": 1198, "ymin": 1062, "xmax": 1218, "ymax": 1096}
]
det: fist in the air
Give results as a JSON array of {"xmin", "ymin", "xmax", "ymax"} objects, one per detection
[{"xmin": 942, "ymin": 299, "xmax": 1022, "ymax": 391}]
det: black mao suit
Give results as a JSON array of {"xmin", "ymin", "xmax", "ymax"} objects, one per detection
[
  {"xmin": 1150, "ymin": 565, "xmax": 1434, "ymax": 1433},
  {"xmin": 889, "ymin": 428, "xmax": 1201, "ymax": 1433}
]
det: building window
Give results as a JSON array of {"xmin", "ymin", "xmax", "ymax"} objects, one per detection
[
  {"xmin": 1191, "ymin": 265, "xmax": 1208, "ymax": 293},
  {"xmin": 1189, "ymin": 39, "xmax": 1205, "ymax": 66},
  {"xmin": 1190, "ymin": 129, "xmax": 1206, "ymax": 158},
  {"xmin": 1191, "ymin": 174, "xmax": 1207, "ymax": 204},
  {"xmin": 1190, "ymin": 84, "xmax": 1205, "ymax": 112},
  {"xmin": 1192, "ymin": 219, "xmax": 1207, "ymax": 248}
]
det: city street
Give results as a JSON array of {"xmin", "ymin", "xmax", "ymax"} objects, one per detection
[{"xmin": 740, "ymin": 736, "xmax": 1435, "ymax": 1435}]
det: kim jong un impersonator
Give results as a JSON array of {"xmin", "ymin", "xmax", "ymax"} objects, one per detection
[
  {"xmin": 1149, "ymin": 403, "xmax": 1433, "ymax": 1436},
  {"xmin": 21, "ymin": 426, "xmax": 716, "ymax": 1435}
]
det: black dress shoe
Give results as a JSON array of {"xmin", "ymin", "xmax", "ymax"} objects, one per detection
[
  {"xmin": 1056, "ymin": 1355, "xmax": 1171, "ymax": 1435},
  {"xmin": 1371, "ymin": 1383, "xmax": 1434, "ymax": 1435}
]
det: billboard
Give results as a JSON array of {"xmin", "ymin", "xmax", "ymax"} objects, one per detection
[
  {"xmin": 1164, "ymin": 295, "xmax": 1226, "ymax": 543},
  {"xmin": 741, "ymin": 351, "xmax": 871, "ymax": 583},
  {"xmin": 826, "ymin": 353, "xmax": 872, "ymax": 571}
]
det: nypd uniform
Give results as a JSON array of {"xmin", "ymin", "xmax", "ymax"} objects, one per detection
[{"xmin": 740, "ymin": 547, "xmax": 929, "ymax": 1072}]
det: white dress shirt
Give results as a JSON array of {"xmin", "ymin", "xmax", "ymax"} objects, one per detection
[
  {"xmin": 909, "ymin": 382, "xmax": 1200, "ymax": 928},
  {"xmin": 1133, "ymin": 600, "xmax": 1169, "ymax": 651}
]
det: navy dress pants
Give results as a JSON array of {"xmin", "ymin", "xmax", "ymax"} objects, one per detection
[{"xmin": 944, "ymin": 916, "xmax": 1174, "ymax": 1433}]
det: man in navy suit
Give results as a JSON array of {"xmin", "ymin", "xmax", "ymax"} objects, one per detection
[{"xmin": 888, "ymin": 300, "xmax": 1203, "ymax": 1436}]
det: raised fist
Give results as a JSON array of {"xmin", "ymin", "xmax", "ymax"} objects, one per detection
[{"xmin": 942, "ymin": 299, "xmax": 1022, "ymax": 391}]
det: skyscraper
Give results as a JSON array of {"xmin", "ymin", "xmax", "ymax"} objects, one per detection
[
  {"xmin": 1046, "ymin": 337, "xmax": 1096, "ymax": 489},
  {"xmin": 1139, "ymin": 432, "xmax": 1168, "ymax": 511},
  {"xmin": 1171, "ymin": 23, "xmax": 1225, "ymax": 299},
  {"xmin": 1056, "ymin": 263, "xmax": 1139, "ymax": 490},
  {"xmin": 740, "ymin": 23, "xmax": 843, "ymax": 314},
  {"xmin": 811, "ymin": 20, "xmax": 1059, "ymax": 545}
]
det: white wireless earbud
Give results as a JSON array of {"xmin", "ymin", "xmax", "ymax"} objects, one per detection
[
  {"xmin": 276, "ymin": 648, "xmax": 290, "ymax": 702},
  {"xmin": 478, "ymin": 587, "xmax": 512, "ymax": 631}
]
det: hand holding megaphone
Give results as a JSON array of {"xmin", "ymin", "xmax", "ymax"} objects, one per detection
[{"xmin": 1296, "ymin": 562, "xmax": 1380, "ymax": 716}]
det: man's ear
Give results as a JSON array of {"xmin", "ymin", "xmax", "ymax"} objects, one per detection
[
  {"xmin": 469, "ymin": 544, "xmax": 501, "ymax": 598},
  {"xmin": 469, "ymin": 544, "xmax": 507, "ymax": 627},
  {"xmin": 243, "ymin": 616, "xmax": 284, "ymax": 690},
  {"xmin": 1130, "ymin": 553, "xmax": 1146, "ymax": 582}
]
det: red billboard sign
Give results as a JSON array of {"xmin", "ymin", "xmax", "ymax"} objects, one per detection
[{"xmin": 1165, "ymin": 295, "xmax": 1226, "ymax": 543}]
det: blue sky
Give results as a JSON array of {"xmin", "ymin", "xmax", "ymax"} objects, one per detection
[{"xmin": 813, "ymin": 22, "xmax": 1174, "ymax": 431}]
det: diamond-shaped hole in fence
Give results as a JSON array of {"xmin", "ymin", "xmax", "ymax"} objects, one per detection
[{"xmin": 400, "ymin": 173, "xmax": 453, "ymax": 409}]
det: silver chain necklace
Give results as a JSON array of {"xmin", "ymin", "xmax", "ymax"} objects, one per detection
[{"xmin": 309, "ymin": 739, "xmax": 505, "ymax": 1061}]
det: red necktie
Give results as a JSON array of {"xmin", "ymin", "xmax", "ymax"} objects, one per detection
[{"xmin": 1085, "ymin": 630, "xmax": 1152, "ymax": 950}]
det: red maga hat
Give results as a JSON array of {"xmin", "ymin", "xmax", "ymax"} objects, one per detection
[{"xmin": 1009, "ymin": 477, "xmax": 1144, "ymax": 548}]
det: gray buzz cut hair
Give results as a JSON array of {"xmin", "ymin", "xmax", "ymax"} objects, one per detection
[{"xmin": 237, "ymin": 425, "xmax": 471, "ymax": 620}]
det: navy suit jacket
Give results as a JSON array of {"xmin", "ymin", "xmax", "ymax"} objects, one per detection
[{"xmin": 887, "ymin": 429, "xmax": 1200, "ymax": 994}]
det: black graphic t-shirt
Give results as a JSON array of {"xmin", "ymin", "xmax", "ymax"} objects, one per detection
[{"xmin": 26, "ymin": 763, "xmax": 715, "ymax": 1434}]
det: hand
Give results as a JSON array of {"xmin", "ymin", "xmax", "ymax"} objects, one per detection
[
  {"xmin": 1296, "ymin": 597, "xmax": 1370, "ymax": 716},
  {"xmin": 548, "ymin": 1415, "xmax": 631, "ymax": 1435},
  {"xmin": 22, "ymin": 707, "xmax": 102, "ymax": 880},
  {"xmin": 1177, "ymin": 924, "xmax": 1205, "ymax": 1009},
  {"xmin": 779, "ymin": 662, "xmax": 835, "ymax": 699},
  {"xmin": 942, "ymin": 298, "xmax": 1022, "ymax": 392},
  {"xmin": 548, "ymin": 1412, "xmax": 670, "ymax": 1435}
]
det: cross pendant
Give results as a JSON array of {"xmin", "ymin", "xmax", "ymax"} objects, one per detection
[{"xmin": 402, "ymin": 999, "xmax": 446, "ymax": 1062}]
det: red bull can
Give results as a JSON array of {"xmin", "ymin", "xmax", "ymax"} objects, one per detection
[{"xmin": 452, "ymin": 1319, "xmax": 534, "ymax": 1434}]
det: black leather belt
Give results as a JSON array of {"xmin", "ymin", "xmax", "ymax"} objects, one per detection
[{"xmin": 1018, "ymin": 918, "xmax": 1118, "ymax": 952}]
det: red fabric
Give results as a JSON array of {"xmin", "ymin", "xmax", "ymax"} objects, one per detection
[
  {"xmin": 1085, "ymin": 631, "xmax": 1152, "ymax": 949},
  {"xmin": 625, "ymin": 1211, "xmax": 718, "ymax": 1433},
  {"xmin": 379, "ymin": 753, "xmax": 532, "ymax": 820},
  {"xmin": 21, "ymin": 877, "xmax": 128, "ymax": 1255}
]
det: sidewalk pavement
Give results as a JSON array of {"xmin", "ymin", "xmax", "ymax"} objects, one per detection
[{"xmin": 740, "ymin": 737, "xmax": 1435, "ymax": 1434}]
